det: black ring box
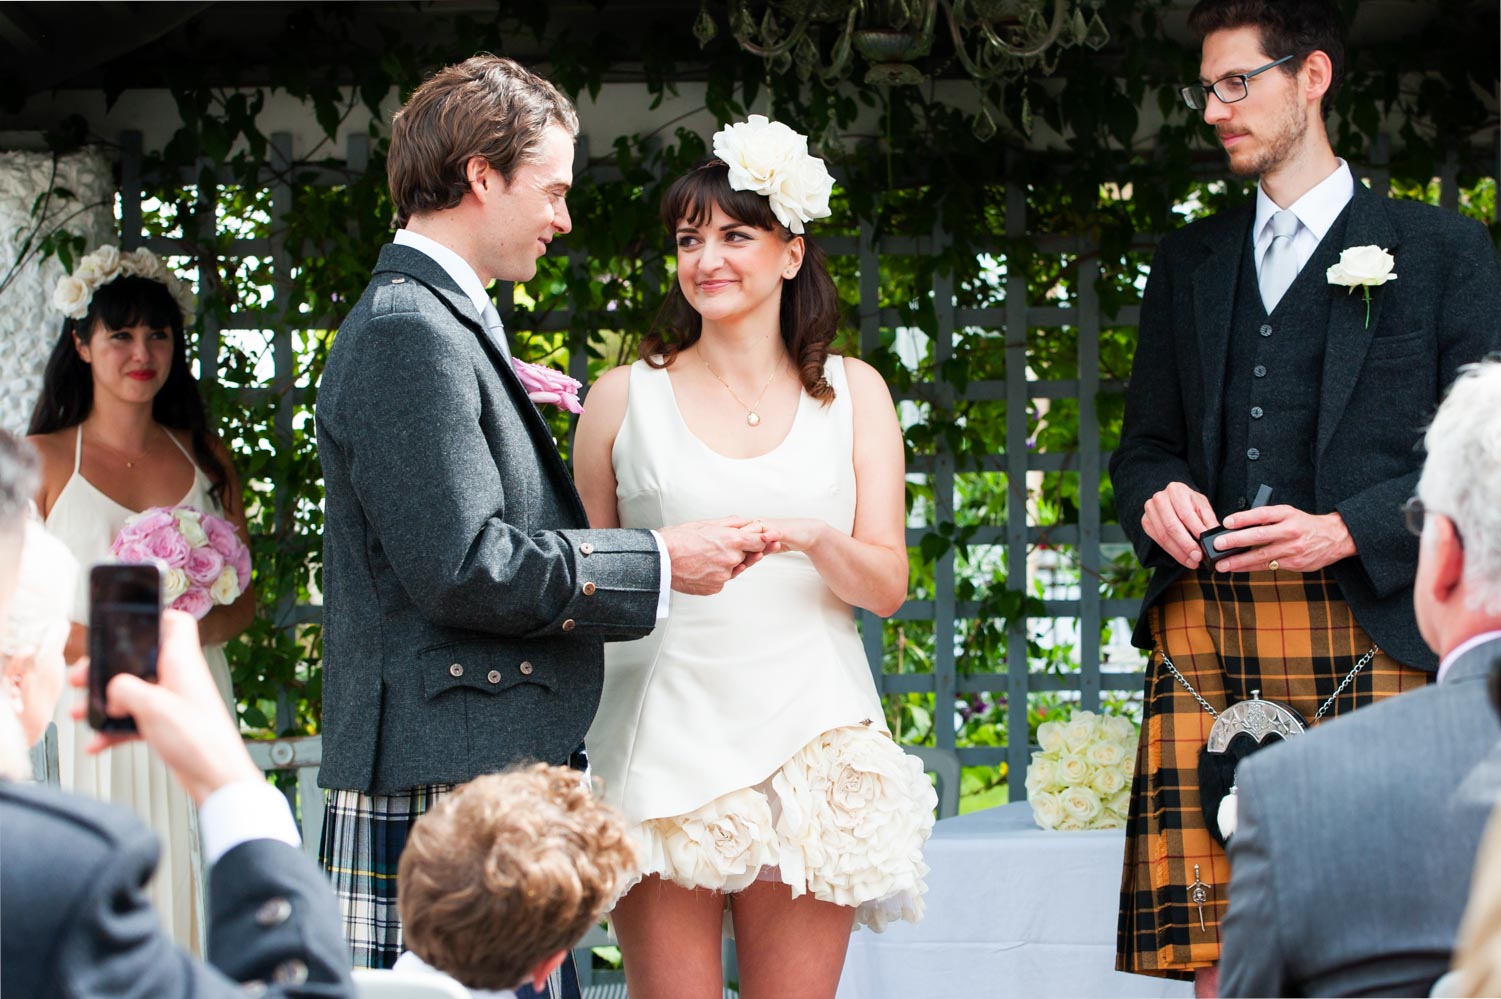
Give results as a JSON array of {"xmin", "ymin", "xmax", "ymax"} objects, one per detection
[{"xmin": 1197, "ymin": 484, "xmax": 1273, "ymax": 563}]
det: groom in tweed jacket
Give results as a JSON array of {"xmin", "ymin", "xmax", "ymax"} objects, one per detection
[{"xmin": 315, "ymin": 56, "xmax": 768, "ymax": 987}]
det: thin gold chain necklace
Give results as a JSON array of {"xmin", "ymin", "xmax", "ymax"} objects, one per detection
[
  {"xmin": 699, "ymin": 353, "xmax": 780, "ymax": 427},
  {"xmin": 88, "ymin": 424, "xmax": 159, "ymax": 469}
]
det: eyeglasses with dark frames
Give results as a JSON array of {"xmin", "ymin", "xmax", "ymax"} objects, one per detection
[
  {"xmin": 1180, "ymin": 54, "xmax": 1295, "ymax": 111},
  {"xmin": 1401, "ymin": 496, "xmax": 1465, "ymax": 548}
]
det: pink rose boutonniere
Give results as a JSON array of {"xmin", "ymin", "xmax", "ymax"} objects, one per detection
[
  {"xmin": 109, "ymin": 505, "xmax": 251, "ymax": 620},
  {"xmin": 512, "ymin": 358, "xmax": 584, "ymax": 414}
]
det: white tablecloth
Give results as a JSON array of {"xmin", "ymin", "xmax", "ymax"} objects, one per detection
[{"xmin": 837, "ymin": 802, "xmax": 1193, "ymax": 999}]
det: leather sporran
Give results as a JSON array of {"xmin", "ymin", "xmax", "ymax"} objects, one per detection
[{"xmin": 1197, "ymin": 692, "xmax": 1306, "ymax": 846}]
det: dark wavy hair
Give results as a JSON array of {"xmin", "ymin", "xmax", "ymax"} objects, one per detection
[
  {"xmin": 640, "ymin": 159, "xmax": 843, "ymax": 404},
  {"xmin": 26, "ymin": 275, "xmax": 230, "ymax": 505},
  {"xmin": 1188, "ymin": 0, "xmax": 1345, "ymax": 117}
]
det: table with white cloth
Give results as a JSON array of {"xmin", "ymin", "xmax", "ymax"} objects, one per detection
[{"xmin": 837, "ymin": 801, "xmax": 1194, "ymax": 999}]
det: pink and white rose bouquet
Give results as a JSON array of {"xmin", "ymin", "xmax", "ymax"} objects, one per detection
[{"xmin": 109, "ymin": 506, "xmax": 250, "ymax": 620}]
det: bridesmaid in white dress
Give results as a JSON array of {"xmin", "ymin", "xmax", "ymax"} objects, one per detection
[
  {"xmin": 25, "ymin": 247, "xmax": 255, "ymax": 952},
  {"xmin": 575, "ymin": 119, "xmax": 934, "ymax": 999}
]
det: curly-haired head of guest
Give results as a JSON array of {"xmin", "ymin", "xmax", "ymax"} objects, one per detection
[
  {"xmin": 0, "ymin": 431, "xmax": 37, "ymax": 533},
  {"xmin": 27, "ymin": 264, "xmax": 230, "ymax": 505},
  {"xmin": 397, "ymin": 763, "xmax": 640, "ymax": 993}
]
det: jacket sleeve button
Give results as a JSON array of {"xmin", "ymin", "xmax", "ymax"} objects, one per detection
[{"xmin": 255, "ymin": 897, "xmax": 293, "ymax": 927}]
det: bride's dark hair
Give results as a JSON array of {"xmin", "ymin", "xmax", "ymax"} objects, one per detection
[
  {"xmin": 640, "ymin": 159, "xmax": 843, "ymax": 403},
  {"xmin": 27, "ymin": 274, "xmax": 230, "ymax": 505}
]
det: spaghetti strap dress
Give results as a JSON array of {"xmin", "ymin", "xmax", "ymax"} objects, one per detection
[
  {"xmin": 44, "ymin": 425, "xmax": 236, "ymax": 953},
  {"xmin": 585, "ymin": 355, "xmax": 935, "ymax": 931}
]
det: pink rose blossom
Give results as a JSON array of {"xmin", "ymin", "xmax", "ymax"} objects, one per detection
[
  {"xmin": 185, "ymin": 545, "xmax": 226, "ymax": 586},
  {"xmin": 127, "ymin": 508, "xmax": 176, "ymax": 535},
  {"xmin": 206, "ymin": 517, "xmax": 240, "ymax": 557},
  {"xmin": 232, "ymin": 544, "xmax": 252, "ymax": 589},
  {"xmin": 512, "ymin": 358, "xmax": 583, "ymax": 414},
  {"xmin": 144, "ymin": 526, "xmax": 190, "ymax": 567},
  {"xmin": 173, "ymin": 585, "xmax": 214, "ymax": 620},
  {"xmin": 112, "ymin": 539, "xmax": 153, "ymax": 564}
]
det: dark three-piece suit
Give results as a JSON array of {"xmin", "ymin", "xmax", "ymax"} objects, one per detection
[{"xmin": 1110, "ymin": 181, "xmax": 1501, "ymax": 975}]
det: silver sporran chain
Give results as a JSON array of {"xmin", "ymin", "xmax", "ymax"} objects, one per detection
[{"xmin": 1158, "ymin": 645, "xmax": 1378, "ymax": 723}]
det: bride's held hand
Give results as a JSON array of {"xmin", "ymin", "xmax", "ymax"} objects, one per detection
[{"xmin": 754, "ymin": 517, "xmax": 828, "ymax": 555}]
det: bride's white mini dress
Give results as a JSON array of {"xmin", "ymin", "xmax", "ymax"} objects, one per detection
[{"xmin": 585, "ymin": 355, "xmax": 934, "ymax": 931}]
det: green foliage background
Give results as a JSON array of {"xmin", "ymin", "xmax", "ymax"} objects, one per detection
[{"xmin": 8, "ymin": 2, "xmax": 1496, "ymax": 802}]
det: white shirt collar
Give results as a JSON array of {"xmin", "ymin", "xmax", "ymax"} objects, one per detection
[
  {"xmin": 391, "ymin": 951, "xmax": 516, "ymax": 999},
  {"xmin": 392, "ymin": 229, "xmax": 492, "ymax": 322},
  {"xmin": 1437, "ymin": 629, "xmax": 1501, "ymax": 684},
  {"xmin": 1254, "ymin": 158, "xmax": 1355, "ymax": 249}
]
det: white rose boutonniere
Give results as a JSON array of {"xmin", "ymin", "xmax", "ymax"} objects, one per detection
[{"xmin": 1326, "ymin": 244, "xmax": 1396, "ymax": 329}]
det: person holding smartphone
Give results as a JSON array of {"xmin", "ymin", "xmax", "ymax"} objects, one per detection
[
  {"xmin": 0, "ymin": 430, "xmax": 353, "ymax": 998},
  {"xmin": 25, "ymin": 245, "xmax": 256, "ymax": 950}
]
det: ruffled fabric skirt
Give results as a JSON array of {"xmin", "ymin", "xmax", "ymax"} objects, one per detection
[{"xmin": 623, "ymin": 725, "xmax": 936, "ymax": 932}]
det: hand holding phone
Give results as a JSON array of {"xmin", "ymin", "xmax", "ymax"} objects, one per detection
[{"xmin": 87, "ymin": 563, "xmax": 162, "ymax": 732}]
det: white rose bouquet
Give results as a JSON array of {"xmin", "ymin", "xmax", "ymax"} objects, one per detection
[{"xmin": 1026, "ymin": 709, "xmax": 1138, "ymax": 831}]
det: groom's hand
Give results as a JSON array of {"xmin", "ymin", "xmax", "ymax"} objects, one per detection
[{"xmin": 660, "ymin": 517, "xmax": 769, "ymax": 595}]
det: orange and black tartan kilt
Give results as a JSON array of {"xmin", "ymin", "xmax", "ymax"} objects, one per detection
[{"xmin": 1115, "ymin": 567, "xmax": 1430, "ymax": 978}]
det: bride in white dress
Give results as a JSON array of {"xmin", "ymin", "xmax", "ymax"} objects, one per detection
[
  {"xmin": 574, "ymin": 118, "xmax": 934, "ymax": 999},
  {"xmin": 26, "ymin": 247, "xmax": 255, "ymax": 952}
]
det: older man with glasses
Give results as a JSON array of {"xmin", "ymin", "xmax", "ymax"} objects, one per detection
[
  {"xmin": 1109, "ymin": 0, "xmax": 1501, "ymax": 992},
  {"xmin": 1217, "ymin": 358, "xmax": 1501, "ymax": 998}
]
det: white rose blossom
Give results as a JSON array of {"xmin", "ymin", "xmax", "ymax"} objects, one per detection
[
  {"xmin": 1061, "ymin": 786, "xmax": 1103, "ymax": 823},
  {"xmin": 1063, "ymin": 712, "xmax": 1097, "ymax": 752},
  {"xmin": 161, "ymin": 568, "xmax": 190, "ymax": 604},
  {"xmin": 1103, "ymin": 715, "xmax": 1137, "ymax": 743},
  {"xmin": 1030, "ymin": 790, "xmax": 1065, "ymax": 829},
  {"xmin": 711, "ymin": 114, "xmax": 834, "ymax": 235},
  {"xmin": 1091, "ymin": 765, "xmax": 1127, "ymax": 796},
  {"xmin": 1326, "ymin": 245, "xmax": 1397, "ymax": 288},
  {"xmin": 1086, "ymin": 739, "xmax": 1126, "ymax": 768},
  {"xmin": 52, "ymin": 276, "xmax": 91, "ymax": 319},
  {"xmin": 1057, "ymin": 752, "xmax": 1091, "ymax": 786},
  {"xmin": 174, "ymin": 510, "xmax": 209, "ymax": 548},
  {"xmin": 1036, "ymin": 720, "xmax": 1068, "ymax": 754},
  {"xmin": 209, "ymin": 566, "xmax": 241, "ymax": 606}
]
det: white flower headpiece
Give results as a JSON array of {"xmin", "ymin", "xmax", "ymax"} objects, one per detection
[
  {"xmin": 52, "ymin": 245, "xmax": 197, "ymax": 328},
  {"xmin": 711, "ymin": 115, "xmax": 834, "ymax": 235}
]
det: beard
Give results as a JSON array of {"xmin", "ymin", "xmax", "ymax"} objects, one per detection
[{"xmin": 1221, "ymin": 92, "xmax": 1308, "ymax": 178}]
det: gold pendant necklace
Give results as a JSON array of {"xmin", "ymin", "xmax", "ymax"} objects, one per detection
[{"xmin": 700, "ymin": 352, "xmax": 780, "ymax": 428}]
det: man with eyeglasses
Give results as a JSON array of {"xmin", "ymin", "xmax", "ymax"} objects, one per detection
[
  {"xmin": 1110, "ymin": 0, "xmax": 1501, "ymax": 992},
  {"xmin": 1217, "ymin": 358, "xmax": 1501, "ymax": 998}
]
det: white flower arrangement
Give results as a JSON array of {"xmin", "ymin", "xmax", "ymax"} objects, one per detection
[
  {"xmin": 52, "ymin": 245, "xmax": 196, "ymax": 327},
  {"xmin": 1027, "ymin": 710, "xmax": 1138, "ymax": 831},
  {"xmin": 711, "ymin": 114, "xmax": 835, "ymax": 235},
  {"xmin": 1326, "ymin": 244, "xmax": 1396, "ymax": 329}
]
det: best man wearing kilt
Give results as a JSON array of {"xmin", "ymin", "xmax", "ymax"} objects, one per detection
[
  {"xmin": 315, "ymin": 56, "xmax": 767, "ymax": 996},
  {"xmin": 1109, "ymin": 0, "xmax": 1501, "ymax": 990}
]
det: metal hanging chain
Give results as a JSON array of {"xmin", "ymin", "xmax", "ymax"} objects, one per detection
[{"xmin": 1159, "ymin": 646, "xmax": 1379, "ymax": 723}]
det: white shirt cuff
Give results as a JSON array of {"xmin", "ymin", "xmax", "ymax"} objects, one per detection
[
  {"xmin": 199, "ymin": 779, "xmax": 302, "ymax": 865},
  {"xmin": 650, "ymin": 530, "xmax": 671, "ymax": 622}
]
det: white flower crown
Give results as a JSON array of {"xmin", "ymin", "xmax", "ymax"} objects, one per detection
[
  {"xmin": 711, "ymin": 115, "xmax": 834, "ymax": 235},
  {"xmin": 51, "ymin": 245, "xmax": 197, "ymax": 328}
]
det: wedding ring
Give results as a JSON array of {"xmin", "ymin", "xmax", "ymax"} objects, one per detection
[{"xmin": 1267, "ymin": 559, "xmax": 1280, "ymax": 571}]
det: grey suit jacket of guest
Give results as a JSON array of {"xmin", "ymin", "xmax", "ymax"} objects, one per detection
[
  {"xmin": 1219, "ymin": 637, "xmax": 1501, "ymax": 998},
  {"xmin": 1110, "ymin": 186, "xmax": 1501, "ymax": 669},
  {"xmin": 0, "ymin": 781, "xmax": 353, "ymax": 998},
  {"xmin": 316, "ymin": 243, "xmax": 661, "ymax": 794}
]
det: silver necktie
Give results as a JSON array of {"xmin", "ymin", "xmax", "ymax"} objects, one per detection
[
  {"xmin": 480, "ymin": 301, "xmax": 512, "ymax": 362},
  {"xmin": 1259, "ymin": 209, "xmax": 1300, "ymax": 313}
]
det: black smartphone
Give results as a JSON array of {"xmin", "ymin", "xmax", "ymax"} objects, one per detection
[{"xmin": 88, "ymin": 563, "xmax": 163, "ymax": 732}]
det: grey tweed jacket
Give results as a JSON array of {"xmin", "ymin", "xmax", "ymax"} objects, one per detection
[
  {"xmin": 316, "ymin": 243, "xmax": 661, "ymax": 794},
  {"xmin": 1219, "ymin": 636, "xmax": 1501, "ymax": 998}
]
